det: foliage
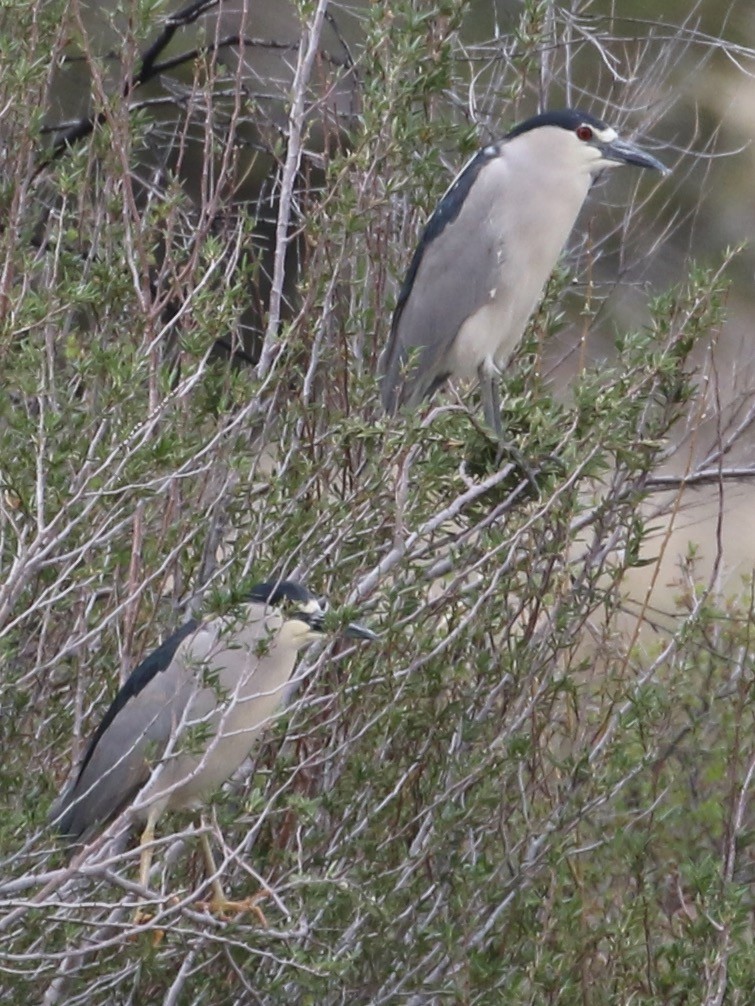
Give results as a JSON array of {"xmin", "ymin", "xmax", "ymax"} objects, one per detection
[{"xmin": 1, "ymin": 1, "xmax": 754, "ymax": 1004}]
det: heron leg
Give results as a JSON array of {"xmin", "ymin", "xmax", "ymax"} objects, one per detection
[
  {"xmin": 477, "ymin": 363, "xmax": 540, "ymax": 492},
  {"xmin": 138, "ymin": 806, "xmax": 160, "ymax": 889},
  {"xmin": 478, "ymin": 364, "xmax": 503, "ymax": 439},
  {"xmin": 130, "ymin": 806, "xmax": 162, "ymax": 927},
  {"xmin": 197, "ymin": 823, "xmax": 268, "ymax": 926}
]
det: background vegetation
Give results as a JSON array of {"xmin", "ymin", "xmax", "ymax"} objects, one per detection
[{"xmin": 1, "ymin": 1, "xmax": 754, "ymax": 1002}]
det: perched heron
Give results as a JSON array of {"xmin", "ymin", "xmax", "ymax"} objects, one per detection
[
  {"xmin": 380, "ymin": 108, "xmax": 668, "ymax": 435},
  {"xmin": 50, "ymin": 580, "xmax": 376, "ymax": 916}
]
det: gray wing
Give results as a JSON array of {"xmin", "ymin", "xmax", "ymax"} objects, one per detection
[
  {"xmin": 51, "ymin": 622, "xmax": 200, "ymax": 844},
  {"xmin": 379, "ymin": 146, "xmax": 508, "ymax": 413}
]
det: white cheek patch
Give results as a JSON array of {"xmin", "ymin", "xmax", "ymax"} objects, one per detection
[
  {"xmin": 299, "ymin": 598, "xmax": 324, "ymax": 617},
  {"xmin": 291, "ymin": 618, "xmax": 315, "ymax": 634},
  {"xmin": 279, "ymin": 617, "xmax": 319, "ymax": 646},
  {"xmin": 593, "ymin": 125, "xmax": 618, "ymax": 143}
]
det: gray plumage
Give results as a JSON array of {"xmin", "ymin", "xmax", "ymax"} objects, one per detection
[
  {"xmin": 380, "ymin": 108, "xmax": 668, "ymax": 431},
  {"xmin": 51, "ymin": 581, "xmax": 376, "ymax": 846}
]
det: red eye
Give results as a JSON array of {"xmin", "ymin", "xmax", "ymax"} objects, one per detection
[{"xmin": 576, "ymin": 124, "xmax": 594, "ymax": 142}]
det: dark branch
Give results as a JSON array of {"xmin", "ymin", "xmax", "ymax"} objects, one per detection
[
  {"xmin": 35, "ymin": 0, "xmax": 360, "ymax": 178},
  {"xmin": 137, "ymin": 0, "xmax": 222, "ymax": 84},
  {"xmin": 35, "ymin": 0, "xmax": 229, "ymax": 175}
]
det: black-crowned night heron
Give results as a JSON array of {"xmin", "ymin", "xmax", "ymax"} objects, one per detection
[
  {"xmin": 50, "ymin": 580, "xmax": 376, "ymax": 916},
  {"xmin": 380, "ymin": 108, "xmax": 668, "ymax": 435}
]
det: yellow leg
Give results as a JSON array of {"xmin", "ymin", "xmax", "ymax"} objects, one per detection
[
  {"xmin": 197, "ymin": 827, "xmax": 269, "ymax": 926},
  {"xmin": 132, "ymin": 807, "xmax": 161, "ymax": 927},
  {"xmin": 138, "ymin": 807, "xmax": 160, "ymax": 889}
]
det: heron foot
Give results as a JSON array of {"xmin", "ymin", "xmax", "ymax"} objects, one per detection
[
  {"xmin": 129, "ymin": 903, "xmax": 172, "ymax": 946},
  {"xmin": 493, "ymin": 439, "xmax": 540, "ymax": 495},
  {"xmin": 197, "ymin": 889, "xmax": 270, "ymax": 926}
]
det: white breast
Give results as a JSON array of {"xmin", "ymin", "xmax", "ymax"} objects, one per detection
[
  {"xmin": 449, "ymin": 130, "xmax": 593, "ymax": 380},
  {"xmin": 138, "ymin": 613, "xmax": 297, "ymax": 814}
]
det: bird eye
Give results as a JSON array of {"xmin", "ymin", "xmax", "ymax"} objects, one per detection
[{"xmin": 576, "ymin": 124, "xmax": 594, "ymax": 142}]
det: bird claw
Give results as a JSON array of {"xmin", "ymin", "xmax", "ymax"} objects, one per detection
[
  {"xmin": 493, "ymin": 440, "xmax": 540, "ymax": 495},
  {"xmin": 196, "ymin": 889, "xmax": 270, "ymax": 926},
  {"xmin": 129, "ymin": 908, "xmax": 164, "ymax": 946}
]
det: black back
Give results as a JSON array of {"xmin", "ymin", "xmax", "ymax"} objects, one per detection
[
  {"xmin": 71, "ymin": 580, "xmax": 310, "ymax": 785},
  {"xmin": 73, "ymin": 618, "xmax": 199, "ymax": 784},
  {"xmin": 245, "ymin": 580, "xmax": 314, "ymax": 606},
  {"xmin": 391, "ymin": 144, "xmax": 502, "ymax": 336}
]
